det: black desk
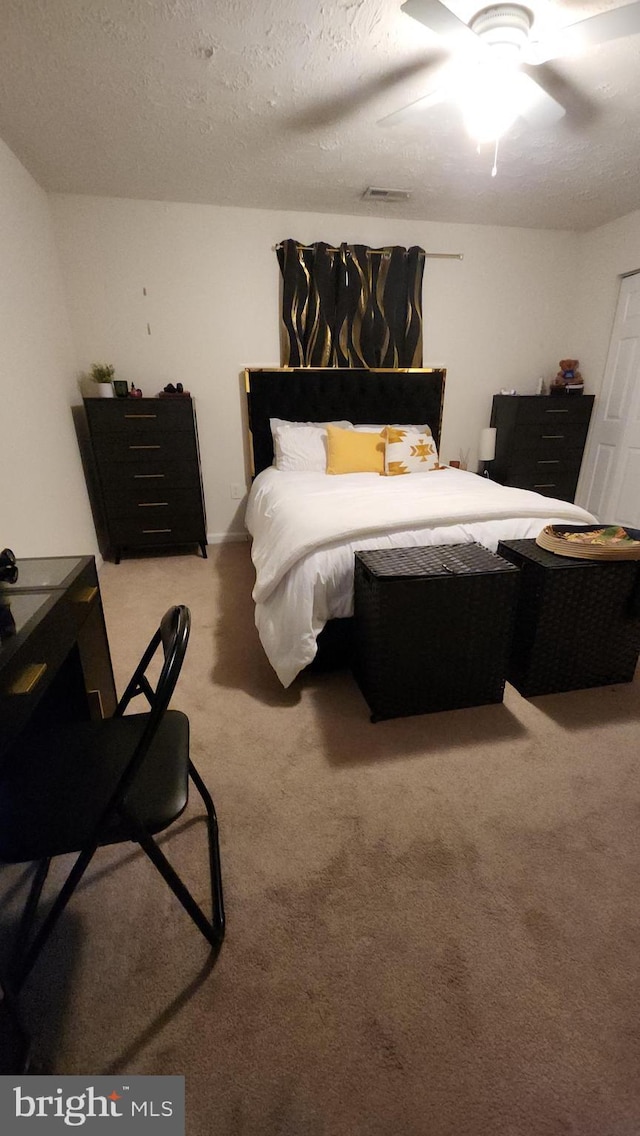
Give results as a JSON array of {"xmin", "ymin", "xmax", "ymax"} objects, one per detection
[
  {"xmin": 0, "ymin": 556, "xmax": 116, "ymax": 1070},
  {"xmin": 0, "ymin": 556, "xmax": 117, "ymax": 764}
]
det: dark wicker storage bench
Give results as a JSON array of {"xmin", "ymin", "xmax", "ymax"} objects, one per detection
[
  {"xmin": 497, "ymin": 538, "xmax": 640, "ymax": 696},
  {"xmin": 353, "ymin": 544, "xmax": 519, "ymax": 721}
]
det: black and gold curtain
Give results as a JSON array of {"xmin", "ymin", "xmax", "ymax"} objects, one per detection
[{"xmin": 277, "ymin": 239, "xmax": 425, "ymax": 368}]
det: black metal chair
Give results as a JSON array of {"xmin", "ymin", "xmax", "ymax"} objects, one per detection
[{"xmin": 0, "ymin": 605, "xmax": 224, "ymax": 994}]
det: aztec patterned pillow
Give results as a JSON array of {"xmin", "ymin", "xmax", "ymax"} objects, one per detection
[{"xmin": 384, "ymin": 426, "xmax": 441, "ymax": 476}]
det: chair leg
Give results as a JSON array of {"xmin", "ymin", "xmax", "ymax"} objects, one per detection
[
  {"xmin": 188, "ymin": 761, "xmax": 225, "ymax": 939},
  {"xmin": 0, "ymin": 969, "xmax": 32, "ymax": 1073},
  {"xmin": 12, "ymin": 844, "xmax": 100, "ymax": 993},
  {"xmin": 12, "ymin": 858, "xmax": 51, "ymax": 969},
  {"xmin": 135, "ymin": 827, "xmax": 224, "ymax": 951}
]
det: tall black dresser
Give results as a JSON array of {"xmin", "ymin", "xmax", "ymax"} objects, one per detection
[
  {"xmin": 83, "ymin": 397, "xmax": 207, "ymax": 563},
  {"xmin": 490, "ymin": 394, "xmax": 594, "ymax": 503}
]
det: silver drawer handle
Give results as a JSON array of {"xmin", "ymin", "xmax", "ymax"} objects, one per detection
[
  {"xmin": 142, "ymin": 528, "xmax": 172, "ymax": 534},
  {"xmin": 129, "ymin": 445, "xmax": 161, "ymax": 450},
  {"xmin": 125, "ymin": 414, "xmax": 157, "ymax": 419},
  {"xmin": 545, "ymin": 408, "xmax": 569, "ymax": 413},
  {"xmin": 134, "ymin": 473, "xmax": 165, "ymax": 479},
  {"xmin": 542, "ymin": 434, "xmax": 564, "ymax": 439},
  {"xmin": 138, "ymin": 502, "xmax": 169, "ymax": 507},
  {"xmin": 537, "ymin": 459, "xmax": 560, "ymax": 464},
  {"xmin": 534, "ymin": 483, "xmax": 555, "ymax": 488}
]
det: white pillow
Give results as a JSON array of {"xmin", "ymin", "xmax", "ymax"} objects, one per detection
[
  {"xmin": 351, "ymin": 423, "xmax": 433, "ymax": 433},
  {"xmin": 273, "ymin": 424, "xmax": 329, "ymax": 472},
  {"xmin": 269, "ymin": 417, "xmax": 350, "ymax": 436}
]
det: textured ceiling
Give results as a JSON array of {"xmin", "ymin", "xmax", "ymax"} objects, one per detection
[{"xmin": 0, "ymin": 0, "xmax": 639, "ymax": 230}]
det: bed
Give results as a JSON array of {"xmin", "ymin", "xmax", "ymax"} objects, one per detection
[{"xmin": 244, "ymin": 367, "xmax": 597, "ymax": 687}]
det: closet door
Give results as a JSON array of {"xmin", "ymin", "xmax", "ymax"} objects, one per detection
[{"xmin": 580, "ymin": 272, "xmax": 640, "ymax": 527}]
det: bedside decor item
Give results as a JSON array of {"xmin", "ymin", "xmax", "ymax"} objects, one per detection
[
  {"xmin": 90, "ymin": 362, "xmax": 115, "ymax": 398},
  {"xmin": 113, "ymin": 380, "xmax": 129, "ymax": 398},
  {"xmin": 536, "ymin": 524, "xmax": 640, "ymax": 560}
]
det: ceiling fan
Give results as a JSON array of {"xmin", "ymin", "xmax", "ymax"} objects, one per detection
[{"xmin": 382, "ymin": 0, "xmax": 640, "ymax": 155}]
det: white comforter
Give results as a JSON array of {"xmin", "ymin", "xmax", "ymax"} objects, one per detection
[{"xmin": 245, "ymin": 467, "xmax": 596, "ymax": 687}]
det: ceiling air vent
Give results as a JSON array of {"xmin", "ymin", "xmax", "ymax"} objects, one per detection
[{"xmin": 362, "ymin": 186, "xmax": 412, "ymax": 202}]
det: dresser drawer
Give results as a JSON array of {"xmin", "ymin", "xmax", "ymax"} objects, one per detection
[
  {"xmin": 505, "ymin": 472, "xmax": 579, "ymax": 500},
  {"xmin": 503, "ymin": 454, "xmax": 582, "ymax": 480},
  {"xmin": 513, "ymin": 397, "xmax": 593, "ymax": 425},
  {"xmin": 109, "ymin": 516, "xmax": 206, "ymax": 548},
  {"xmin": 85, "ymin": 398, "xmax": 194, "ymax": 434},
  {"xmin": 92, "ymin": 430, "xmax": 198, "ymax": 464},
  {"xmin": 512, "ymin": 421, "xmax": 590, "ymax": 456},
  {"xmin": 104, "ymin": 488, "xmax": 203, "ymax": 519},
  {"xmin": 102, "ymin": 461, "xmax": 201, "ymax": 497}
]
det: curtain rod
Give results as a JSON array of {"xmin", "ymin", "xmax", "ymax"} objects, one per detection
[{"xmin": 274, "ymin": 243, "xmax": 463, "ymax": 260}]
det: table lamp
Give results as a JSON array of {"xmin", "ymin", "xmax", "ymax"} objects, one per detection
[{"xmin": 478, "ymin": 427, "xmax": 496, "ymax": 477}]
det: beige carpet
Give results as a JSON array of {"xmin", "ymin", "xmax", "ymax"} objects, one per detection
[{"xmin": 10, "ymin": 543, "xmax": 640, "ymax": 1135}]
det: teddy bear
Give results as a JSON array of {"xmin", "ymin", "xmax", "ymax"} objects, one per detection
[{"xmin": 551, "ymin": 359, "xmax": 583, "ymax": 393}]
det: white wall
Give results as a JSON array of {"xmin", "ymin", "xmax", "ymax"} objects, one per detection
[
  {"xmin": 0, "ymin": 140, "xmax": 98, "ymax": 558},
  {"xmin": 49, "ymin": 194, "xmax": 579, "ymax": 540},
  {"xmin": 571, "ymin": 209, "xmax": 640, "ymax": 393}
]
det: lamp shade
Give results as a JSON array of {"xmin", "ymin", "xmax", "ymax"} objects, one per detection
[{"xmin": 478, "ymin": 427, "xmax": 496, "ymax": 462}]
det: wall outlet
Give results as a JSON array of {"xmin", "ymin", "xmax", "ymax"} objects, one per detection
[{"xmin": 230, "ymin": 483, "xmax": 245, "ymax": 500}]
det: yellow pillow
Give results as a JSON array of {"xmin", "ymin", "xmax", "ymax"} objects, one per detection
[{"xmin": 326, "ymin": 425, "xmax": 385, "ymax": 475}]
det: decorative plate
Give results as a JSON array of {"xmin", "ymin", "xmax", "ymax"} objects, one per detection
[{"xmin": 536, "ymin": 524, "xmax": 640, "ymax": 560}]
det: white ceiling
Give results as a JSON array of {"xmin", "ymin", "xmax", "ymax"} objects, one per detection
[{"xmin": 0, "ymin": 0, "xmax": 639, "ymax": 231}]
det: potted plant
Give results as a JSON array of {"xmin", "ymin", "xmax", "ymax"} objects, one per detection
[{"xmin": 90, "ymin": 363, "xmax": 115, "ymax": 397}]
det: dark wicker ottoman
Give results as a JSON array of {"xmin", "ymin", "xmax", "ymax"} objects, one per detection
[
  {"xmin": 497, "ymin": 538, "xmax": 640, "ymax": 696},
  {"xmin": 353, "ymin": 544, "xmax": 519, "ymax": 721}
]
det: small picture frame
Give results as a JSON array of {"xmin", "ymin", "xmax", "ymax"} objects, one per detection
[{"xmin": 113, "ymin": 380, "xmax": 129, "ymax": 398}]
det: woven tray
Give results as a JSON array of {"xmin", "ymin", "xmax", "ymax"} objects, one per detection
[{"xmin": 536, "ymin": 524, "xmax": 640, "ymax": 560}]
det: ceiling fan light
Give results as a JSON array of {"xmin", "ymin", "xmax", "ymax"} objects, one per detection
[
  {"xmin": 459, "ymin": 64, "xmax": 523, "ymax": 144},
  {"xmin": 463, "ymin": 97, "xmax": 518, "ymax": 144}
]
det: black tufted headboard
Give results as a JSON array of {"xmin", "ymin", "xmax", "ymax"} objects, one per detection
[{"xmin": 245, "ymin": 367, "xmax": 446, "ymax": 475}]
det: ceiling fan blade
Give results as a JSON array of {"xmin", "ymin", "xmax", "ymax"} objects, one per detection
[
  {"xmin": 520, "ymin": 62, "xmax": 598, "ymax": 129},
  {"xmin": 289, "ymin": 54, "xmax": 447, "ymax": 129},
  {"xmin": 528, "ymin": 1, "xmax": 640, "ymax": 64},
  {"xmin": 377, "ymin": 88, "xmax": 448, "ymax": 128},
  {"xmin": 516, "ymin": 70, "xmax": 566, "ymax": 129},
  {"xmin": 401, "ymin": 0, "xmax": 477, "ymax": 46}
]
